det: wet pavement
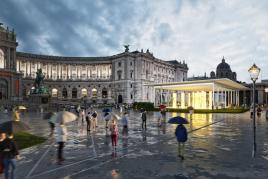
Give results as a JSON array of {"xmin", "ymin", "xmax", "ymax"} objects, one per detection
[{"xmin": 2, "ymin": 110, "xmax": 268, "ymax": 179}]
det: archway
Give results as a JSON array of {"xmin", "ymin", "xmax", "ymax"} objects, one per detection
[
  {"xmin": 0, "ymin": 79, "xmax": 8, "ymax": 100},
  {"xmin": 118, "ymin": 95, "xmax": 123, "ymax": 104},
  {"xmin": 62, "ymin": 88, "xmax": 68, "ymax": 98},
  {"xmin": 81, "ymin": 88, "xmax": 87, "ymax": 97},
  {"xmin": 102, "ymin": 88, "xmax": 108, "ymax": 98},
  {"xmin": 0, "ymin": 49, "xmax": 4, "ymax": 69},
  {"xmin": 72, "ymin": 88, "xmax": 77, "ymax": 98},
  {"xmin": 92, "ymin": 88, "xmax": 97, "ymax": 97}
]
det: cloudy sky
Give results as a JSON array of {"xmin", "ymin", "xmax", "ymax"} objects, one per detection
[{"xmin": 1, "ymin": 0, "xmax": 268, "ymax": 82}]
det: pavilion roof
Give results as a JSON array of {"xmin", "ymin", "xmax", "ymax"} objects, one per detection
[{"xmin": 145, "ymin": 78, "xmax": 249, "ymax": 91}]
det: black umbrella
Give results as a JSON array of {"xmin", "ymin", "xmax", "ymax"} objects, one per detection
[{"xmin": 168, "ymin": 116, "xmax": 189, "ymax": 124}]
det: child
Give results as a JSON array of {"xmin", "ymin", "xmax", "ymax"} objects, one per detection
[
  {"xmin": 91, "ymin": 111, "xmax": 98, "ymax": 131},
  {"xmin": 110, "ymin": 119, "xmax": 119, "ymax": 149}
]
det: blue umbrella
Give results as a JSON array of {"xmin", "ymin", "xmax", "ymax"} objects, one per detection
[
  {"xmin": 168, "ymin": 116, "xmax": 189, "ymax": 124},
  {"xmin": 102, "ymin": 108, "xmax": 111, "ymax": 113}
]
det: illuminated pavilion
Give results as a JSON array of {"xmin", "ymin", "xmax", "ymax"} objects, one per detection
[{"xmin": 147, "ymin": 78, "xmax": 249, "ymax": 109}]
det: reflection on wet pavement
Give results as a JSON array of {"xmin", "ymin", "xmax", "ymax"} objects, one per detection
[{"xmin": 8, "ymin": 110, "xmax": 268, "ymax": 178}]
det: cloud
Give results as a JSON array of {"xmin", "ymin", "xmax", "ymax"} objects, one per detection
[{"xmin": 1, "ymin": 0, "xmax": 268, "ymax": 82}]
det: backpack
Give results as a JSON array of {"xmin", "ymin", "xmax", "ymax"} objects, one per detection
[{"xmin": 175, "ymin": 125, "xmax": 188, "ymax": 142}]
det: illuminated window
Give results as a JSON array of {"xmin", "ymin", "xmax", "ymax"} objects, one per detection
[
  {"xmin": 81, "ymin": 88, "xmax": 87, "ymax": 97},
  {"xmin": 51, "ymin": 88, "xmax": 58, "ymax": 97},
  {"xmin": 0, "ymin": 49, "xmax": 5, "ymax": 68},
  {"xmin": 92, "ymin": 88, "xmax": 97, "ymax": 97}
]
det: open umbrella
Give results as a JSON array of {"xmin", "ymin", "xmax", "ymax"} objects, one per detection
[
  {"xmin": 102, "ymin": 108, "xmax": 111, "ymax": 113},
  {"xmin": 17, "ymin": 106, "xmax": 27, "ymax": 110},
  {"xmin": 111, "ymin": 112, "xmax": 121, "ymax": 120},
  {"xmin": 168, "ymin": 116, "xmax": 189, "ymax": 124},
  {"xmin": 51, "ymin": 111, "xmax": 77, "ymax": 124}
]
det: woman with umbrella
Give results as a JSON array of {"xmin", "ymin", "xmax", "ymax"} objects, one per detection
[
  {"xmin": 168, "ymin": 116, "xmax": 188, "ymax": 160},
  {"xmin": 53, "ymin": 111, "xmax": 77, "ymax": 165}
]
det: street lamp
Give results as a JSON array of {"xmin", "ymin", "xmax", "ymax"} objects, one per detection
[{"xmin": 248, "ymin": 63, "xmax": 261, "ymax": 158}]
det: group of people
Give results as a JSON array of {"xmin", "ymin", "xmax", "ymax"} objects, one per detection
[
  {"xmin": 0, "ymin": 133, "xmax": 19, "ymax": 179},
  {"xmin": 50, "ymin": 107, "xmax": 131, "ymax": 165}
]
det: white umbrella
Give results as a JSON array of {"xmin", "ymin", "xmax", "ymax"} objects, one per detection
[
  {"xmin": 111, "ymin": 112, "xmax": 121, "ymax": 120},
  {"xmin": 52, "ymin": 111, "xmax": 77, "ymax": 124},
  {"xmin": 17, "ymin": 106, "xmax": 27, "ymax": 110}
]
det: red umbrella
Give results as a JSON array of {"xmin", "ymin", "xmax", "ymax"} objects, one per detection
[{"xmin": 159, "ymin": 104, "xmax": 166, "ymax": 109}]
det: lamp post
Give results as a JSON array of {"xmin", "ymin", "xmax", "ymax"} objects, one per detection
[{"xmin": 248, "ymin": 63, "xmax": 261, "ymax": 158}]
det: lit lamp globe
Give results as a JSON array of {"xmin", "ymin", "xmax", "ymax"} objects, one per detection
[{"xmin": 248, "ymin": 64, "xmax": 261, "ymax": 81}]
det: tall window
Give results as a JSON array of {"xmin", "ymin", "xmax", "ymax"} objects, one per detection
[
  {"xmin": 62, "ymin": 88, "xmax": 68, "ymax": 98},
  {"xmin": 102, "ymin": 88, "xmax": 108, "ymax": 98},
  {"xmin": 51, "ymin": 88, "xmax": 58, "ymax": 97},
  {"xmin": 92, "ymin": 88, "xmax": 97, "ymax": 97},
  {"xmin": 130, "ymin": 71, "xmax": 133, "ymax": 79},
  {"xmin": 0, "ymin": 49, "xmax": 5, "ymax": 69},
  {"xmin": 117, "ymin": 70, "xmax": 122, "ymax": 80},
  {"xmin": 118, "ymin": 62, "xmax": 121, "ymax": 67},
  {"xmin": 81, "ymin": 88, "xmax": 87, "ymax": 97},
  {"xmin": 72, "ymin": 88, "xmax": 77, "ymax": 98}
]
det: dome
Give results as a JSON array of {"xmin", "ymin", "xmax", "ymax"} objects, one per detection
[
  {"xmin": 210, "ymin": 71, "xmax": 216, "ymax": 78},
  {"xmin": 216, "ymin": 57, "xmax": 231, "ymax": 71}
]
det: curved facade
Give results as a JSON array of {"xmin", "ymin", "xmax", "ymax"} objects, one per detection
[{"xmin": 0, "ymin": 25, "xmax": 188, "ymax": 104}]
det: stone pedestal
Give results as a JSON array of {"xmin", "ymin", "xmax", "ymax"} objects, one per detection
[{"xmin": 29, "ymin": 94, "xmax": 50, "ymax": 104}]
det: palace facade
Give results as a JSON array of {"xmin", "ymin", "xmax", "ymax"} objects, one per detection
[{"xmin": 0, "ymin": 25, "xmax": 188, "ymax": 104}]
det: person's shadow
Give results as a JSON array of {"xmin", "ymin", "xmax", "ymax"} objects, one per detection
[{"xmin": 142, "ymin": 130, "xmax": 147, "ymax": 142}]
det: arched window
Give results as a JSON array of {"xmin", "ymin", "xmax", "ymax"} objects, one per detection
[
  {"xmin": 51, "ymin": 88, "xmax": 58, "ymax": 97},
  {"xmin": 72, "ymin": 88, "xmax": 77, "ymax": 98},
  {"xmin": 81, "ymin": 88, "xmax": 87, "ymax": 97},
  {"xmin": 0, "ymin": 49, "xmax": 5, "ymax": 69},
  {"xmin": 102, "ymin": 88, "xmax": 108, "ymax": 98},
  {"xmin": 92, "ymin": 88, "xmax": 97, "ymax": 97},
  {"xmin": 62, "ymin": 88, "xmax": 68, "ymax": 98}
]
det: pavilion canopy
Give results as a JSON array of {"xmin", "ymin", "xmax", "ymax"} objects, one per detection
[{"xmin": 146, "ymin": 78, "xmax": 249, "ymax": 92}]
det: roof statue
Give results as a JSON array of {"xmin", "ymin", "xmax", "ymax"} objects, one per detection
[{"xmin": 124, "ymin": 45, "xmax": 130, "ymax": 52}]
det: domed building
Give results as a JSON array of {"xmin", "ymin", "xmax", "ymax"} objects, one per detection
[
  {"xmin": 189, "ymin": 57, "xmax": 237, "ymax": 81},
  {"xmin": 210, "ymin": 57, "xmax": 236, "ymax": 81},
  {"xmin": 215, "ymin": 57, "xmax": 236, "ymax": 81}
]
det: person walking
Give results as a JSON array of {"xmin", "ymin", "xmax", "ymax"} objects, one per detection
[
  {"xmin": 121, "ymin": 112, "xmax": 128, "ymax": 136},
  {"xmin": 103, "ymin": 112, "xmax": 111, "ymax": 128},
  {"xmin": 110, "ymin": 119, "xmax": 119, "ymax": 149},
  {"xmin": 55, "ymin": 123, "xmax": 68, "ymax": 165},
  {"xmin": 141, "ymin": 109, "xmax": 147, "ymax": 130},
  {"xmin": 175, "ymin": 124, "xmax": 188, "ymax": 160},
  {"xmin": 257, "ymin": 106, "xmax": 262, "ymax": 118},
  {"xmin": 13, "ymin": 110, "xmax": 20, "ymax": 122},
  {"xmin": 48, "ymin": 112, "xmax": 56, "ymax": 138},
  {"xmin": 86, "ymin": 112, "xmax": 91, "ymax": 132},
  {"xmin": 0, "ymin": 133, "xmax": 19, "ymax": 179},
  {"xmin": 91, "ymin": 111, "xmax": 98, "ymax": 131}
]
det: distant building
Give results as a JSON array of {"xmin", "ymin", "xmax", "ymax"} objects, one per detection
[{"xmin": 188, "ymin": 57, "xmax": 237, "ymax": 81}]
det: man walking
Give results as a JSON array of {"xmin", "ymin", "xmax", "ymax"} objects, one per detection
[
  {"xmin": 0, "ymin": 133, "xmax": 19, "ymax": 179},
  {"xmin": 141, "ymin": 109, "xmax": 147, "ymax": 130}
]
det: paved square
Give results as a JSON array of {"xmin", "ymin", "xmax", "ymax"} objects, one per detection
[{"xmin": 3, "ymin": 110, "xmax": 268, "ymax": 179}]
